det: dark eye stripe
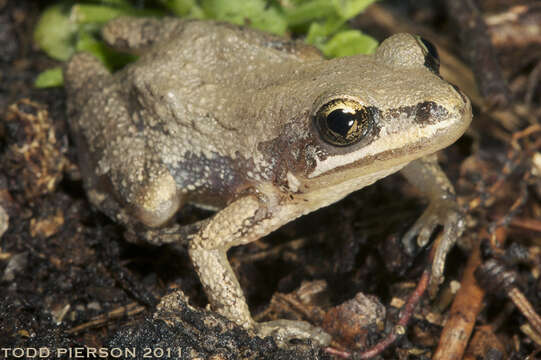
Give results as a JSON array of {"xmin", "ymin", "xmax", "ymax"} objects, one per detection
[{"xmin": 418, "ymin": 37, "xmax": 440, "ymax": 75}]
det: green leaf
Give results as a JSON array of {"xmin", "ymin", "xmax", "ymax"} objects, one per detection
[
  {"xmin": 71, "ymin": 4, "xmax": 129, "ymax": 24},
  {"xmin": 284, "ymin": 0, "xmax": 336, "ymax": 26},
  {"xmin": 34, "ymin": 4, "xmax": 77, "ymax": 61},
  {"xmin": 34, "ymin": 67, "xmax": 64, "ymax": 88},
  {"xmin": 158, "ymin": 0, "xmax": 204, "ymax": 18},
  {"xmin": 34, "ymin": 0, "xmax": 379, "ymax": 88},
  {"xmin": 76, "ymin": 29, "xmax": 137, "ymax": 70},
  {"xmin": 99, "ymin": 0, "xmax": 132, "ymax": 6},
  {"xmin": 71, "ymin": 4, "xmax": 161, "ymax": 24},
  {"xmin": 321, "ymin": 30, "xmax": 378, "ymax": 58},
  {"xmin": 305, "ymin": 16, "xmax": 346, "ymax": 47},
  {"xmin": 33, "ymin": 2, "xmax": 161, "ymax": 62},
  {"xmin": 201, "ymin": 0, "xmax": 287, "ymax": 35},
  {"xmin": 331, "ymin": 0, "xmax": 378, "ymax": 20}
]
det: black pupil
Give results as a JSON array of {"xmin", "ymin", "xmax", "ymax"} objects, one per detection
[{"xmin": 327, "ymin": 109, "xmax": 357, "ymax": 137}]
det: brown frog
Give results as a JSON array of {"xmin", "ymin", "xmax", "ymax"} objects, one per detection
[{"xmin": 64, "ymin": 17, "xmax": 472, "ymax": 345}]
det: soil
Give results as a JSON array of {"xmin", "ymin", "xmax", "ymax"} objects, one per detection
[{"xmin": 1, "ymin": 1, "xmax": 540, "ymax": 359}]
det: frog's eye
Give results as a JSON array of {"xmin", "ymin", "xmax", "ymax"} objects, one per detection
[
  {"xmin": 315, "ymin": 99, "xmax": 375, "ymax": 147},
  {"xmin": 417, "ymin": 37, "xmax": 440, "ymax": 75}
]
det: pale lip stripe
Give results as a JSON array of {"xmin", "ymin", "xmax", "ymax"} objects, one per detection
[{"xmin": 309, "ymin": 117, "xmax": 455, "ymax": 178}]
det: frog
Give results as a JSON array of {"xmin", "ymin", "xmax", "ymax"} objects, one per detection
[{"xmin": 63, "ymin": 17, "xmax": 472, "ymax": 346}]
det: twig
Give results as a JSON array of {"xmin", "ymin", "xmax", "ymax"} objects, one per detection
[
  {"xmin": 476, "ymin": 257, "xmax": 541, "ymax": 343},
  {"xmin": 508, "ymin": 288, "xmax": 541, "ymax": 337},
  {"xmin": 436, "ymin": 154, "xmax": 531, "ymax": 358},
  {"xmin": 432, "ymin": 232, "xmax": 487, "ymax": 360},
  {"xmin": 525, "ymin": 61, "xmax": 541, "ymax": 108},
  {"xmin": 511, "ymin": 123, "xmax": 541, "ymax": 144},
  {"xmin": 66, "ymin": 302, "xmax": 145, "ymax": 334},
  {"xmin": 510, "ymin": 218, "xmax": 541, "ymax": 233},
  {"xmin": 489, "ymin": 174, "xmax": 529, "ymax": 245},
  {"xmin": 274, "ymin": 293, "xmax": 322, "ymax": 320}
]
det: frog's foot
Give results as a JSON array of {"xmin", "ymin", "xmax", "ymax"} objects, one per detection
[
  {"xmin": 255, "ymin": 320, "xmax": 331, "ymax": 347},
  {"xmin": 402, "ymin": 198, "xmax": 465, "ymax": 287}
]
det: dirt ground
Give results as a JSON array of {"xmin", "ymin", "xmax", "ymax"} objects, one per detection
[{"xmin": 1, "ymin": 1, "xmax": 541, "ymax": 359}]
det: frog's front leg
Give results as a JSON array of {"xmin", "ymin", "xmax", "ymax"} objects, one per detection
[
  {"xmin": 188, "ymin": 195, "xmax": 331, "ymax": 347},
  {"xmin": 400, "ymin": 154, "xmax": 465, "ymax": 287}
]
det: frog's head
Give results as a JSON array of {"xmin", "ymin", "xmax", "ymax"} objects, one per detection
[{"xmin": 274, "ymin": 33, "xmax": 471, "ymax": 199}]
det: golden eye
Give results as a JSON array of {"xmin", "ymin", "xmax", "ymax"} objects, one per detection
[{"xmin": 315, "ymin": 99, "xmax": 375, "ymax": 146}]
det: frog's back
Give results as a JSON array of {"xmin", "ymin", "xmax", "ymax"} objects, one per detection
[
  {"xmin": 101, "ymin": 19, "xmax": 326, "ymax": 196},
  {"xmin": 115, "ymin": 19, "xmax": 324, "ymax": 142},
  {"xmin": 63, "ymin": 18, "xmax": 326, "ymax": 226}
]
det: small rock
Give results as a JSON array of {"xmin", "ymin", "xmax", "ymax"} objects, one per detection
[
  {"xmin": 2, "ymin": 252, "xmax": 27, "ymax": 282},
  {"xmin": 322, "ymin": 292, "xmax": 386, "ymax": 348}
]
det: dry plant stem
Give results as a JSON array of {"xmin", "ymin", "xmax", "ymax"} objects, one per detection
[
  {"xmin": 508, "ymin": 288, "xmax": 541, "ymax": 337},
  {"xmin": 521, "ymin": 324, "xmax": 541, "ymax": 347},
  {"xmin": 444, "ymin": 0, "xmax": 511, "ymax": 108},
  {"xmin": 511, "ymin": 124, "xmax": 541, "ymax": 143},
  {"xmin": 485, "ymin": 3, "xmax": 541, "ymax": 44},
  {"xmin": 489, "ymin": 176, "xmax": 529, "ymax": 249},
  {"xmin": 435, "ymin": 186, "xmax": 524, "ymax": 360},
  {"xmin": 485, "ymin": 172, "xmax": 541, "ymax": 339},
  {"xmin": 525, "ymin": 61, "xmax": 541, "ymax": 107},
  {"xmin": 66, "ymin": 302, "xmax": 145, "ymax": 334},
  {"xmin": 432, "ymin": 235, "xmax": 486, "ymax": 360},
  {"xmin": 274, "ymin": 293, "xmax": 321, "ymax": 320},
  {"xmin": 486, "ymin": 4, "xmax": 541, "ymax": 72},
  {"xmin": 324, "ymin": 270, "xmax": 430, "ymax": 359},
  {"xmin": 510, "ymin": 218, "xmax": 541, "ymax": 233},
  {"xmin": 464, "ymin": 139, "xmax": 525, "ymax": 215}
]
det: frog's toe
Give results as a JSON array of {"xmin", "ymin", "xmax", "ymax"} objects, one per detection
[
  {"xmin": 402, "ymin": 218, "xmax": 428, "ymax": 256},
  {"xmin": 402, "ymin": 200, "xmax": 465, "ymax": 289},
  {"xmin": 402, "ymin": 200, "xmax": 464, "ymax": 253},
  {"xmin": 430, "ymin": 209, "xmax": 465, "ymax": 285},
  {"xmin": 403, "ymin": 211, "xmax": 438, "ymax": 254},
  {"xmin": 255, "ymin": 320, "xmax": 331, "ymax": 347}
]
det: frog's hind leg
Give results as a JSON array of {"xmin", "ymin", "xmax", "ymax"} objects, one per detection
[
  {"xmin": 102, "ymin": 17, "xmax": 187, "ymax": 55},
  {"xmin": 64, "ymin": 52, "xmax": 185, "ymax": 242}
]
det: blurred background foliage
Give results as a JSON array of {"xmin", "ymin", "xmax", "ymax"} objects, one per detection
[{"xmin": 34, "ymin": 0, "xmax": 379, "ymax": 87}]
